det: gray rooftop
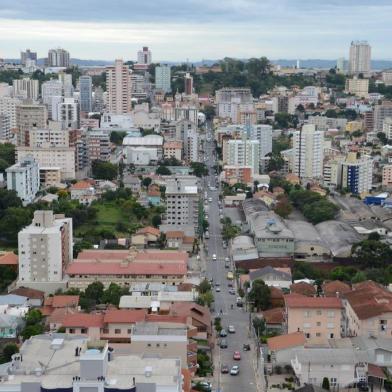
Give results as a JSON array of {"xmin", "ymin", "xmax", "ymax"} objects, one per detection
[
  {"xmin": 285, "ymin": 220, "xmax": 327, "ymax": 246},
  {"xmin": 293, "ymin": 348, "xmax": 366, "ymax": 365},
  {"xmin": 242, "ymin": 198, "xmax": 269, "ymax": 219},
  {"xmin": 249, "ymin": 266, "xmax": 292, "ymax": 282},
  {"xmin": 248, "ymin": 211, "xmax": 294, "ymax": 240}
]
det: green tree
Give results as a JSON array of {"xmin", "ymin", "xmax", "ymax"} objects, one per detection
[
  {"xmin": 141, "ymin": 177, "xmax": 152, "ymax": 188},
  {"xmin": 0, "ymin": 207, "xmax": 32, "ymax": 242},
  {"xmin": 25, "ymin": 309, "xmax": 43, "ymax": 326},
  {"xmin": 0, "ymin": 143, "xmax": 15, "ymax": 166},
  {"xmin": 198, "ymin": 279, "xmax": 212, "ymax": 294},
  {"xmin": 85, "ymin": 281, "xmax": 104, "ymax": 303},
  {"xmin": 156, "ymin": 166, "xmax": 172, "ymax": 175},
  {"xmin": 21, "ymin": 324, "xmax": 44, "ymax": 340},
  {"xmin": 252, "ymin": 317, "xmax": 266, "ymax": 337},
  {"xmin": 322, "ymin": 377, "xmax": 330, "ymax": 390},
  {"xmin": 203, "ymin": 105, "xmax": 215, "ymax": 120},
  {"xmin": 377, "ymin": 132, "xmax": 388, "ymax": 145},
  {"xmin": 190, "ymin": 162, "xmax": 208, "ymax": 177},
  {"xmin": 91, "ymin": 160, "xmax": 118, "ymax": 180},
  {"xmin": 101, "ymin": 283, "xmax": 125, "ymax": 306},
  {"xmin": 351, "ymin": 271, "xmax": 367, "ymax": 283},
  {"xmin": 352, "ymin": 239, "xmax": 392, "ymax": 268},
  {"xmin": 274, "ymin": 198, "xmax": 293, "ymax": 218},
  {"xmin": 151, "ymin": 214, "xmax": 162, "ymax": 228},
  {"xmin": 197, "ymin": 291, "xmax": 214, "ymax": 307},
  {"xmin": 110, "ymin": 131, "xmax": 127, "ymax": 146},
  {"xmin": 248, "ymin": 279, "xmax": 271, "ymax": 311},
  {"xmin": 2, "ymin": 343, "xmax": 18, "ymax": 362}
]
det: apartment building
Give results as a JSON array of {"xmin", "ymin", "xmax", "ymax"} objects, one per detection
[
  {"xmin": 293, "ymin": 124, "xmax": 324, "ymax": 180},
  {"xmin": 47, "ymin": 48, "xmax": 70, "ymax": 67},
  {"xmin": 165, "ymin": 177, "xmax": 200, "ymax": 230},
  {"xmin": 79, "ymin": 75, "xmax": 92, "ymax": 112},
  {"xmin": 163, "ymin": 140, "xmax": 182, "ymax": 161},
  {"xmin": 54, "ymin": 98, "xmax": 79, "ymax": 129},
  {"xmin": 382, "ymin": 165, "xmax": 392, "ymax": 189},
  {"xmin": 215, "ymin": 87, "xmax": 253, "ymax": 119},
  {"xmin": 12, "ymin": 78, "xmax": 39, "ymax": 100},
  {"xmin": 41, "ymin": 79, "xmax": 63, "ymax": 119},
  {"xmin": 106, "ymin": 59, "xmax": 131, "ymax": 114},
  {"xmin": 17, "ymin": 210, "xmax": 73, "ymax": 293},
  {"xmin": 284, "ymin": 294, "xmax": 343, "ymax": 344},
  {"xmin": 250, "ymin": 124, "xmax": 273, "ymax": 158},
  {"xmin": 15, "ymin": 104, "xmax": 48, "ymax": 146},
  {"xmin": 86, "ymin": 129, "xmax": 110, "ymax": 163},
  {"xmin": 17, "ymin": 145, "xmax": 75, "ymax": 179},
  {"xmin": 6, "ymin": 156, "xmax": 40, "ymax": 206},
  {"xmin": 374, "ymin": 102, "xmax": 392, "ymax": 132},
  {"xmin": 345, "ymin": 77, "xmax": 369, "ymax": 98},
  {"xmin": 349, "ymin": 40, "xmax": 371, "ymax": 76},
  {"xmin": 0, "ymin": 114, "xmax": 11, "ymax": 140},
  {"xmin": 28, "ymin": 127, "xmax": 69, "ymax": 148},
  {"xmin": 227, "ymin": 138, "xmax": 260, "ymax": 175},
  {"xmin": 155, "ymin": 64, "xmax": 171, "ymax": 93},
  {"xmin": 0, "ymin": 96, "xmax": 21, "ymax": 128}
]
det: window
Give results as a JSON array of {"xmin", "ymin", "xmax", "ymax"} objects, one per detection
[
  {"xmin": 330, "ymin": 378, "xmax": 337, "ymax": 387},
  {"xmin": 115, "ymin": 329, "xmax": 121, "ymax": 334},
  {"xmin": 81, "ymin": 328, "xmax": 87, "ymax": 334},
  {"xmin": 316, "ymin": 322, "xmax": 321, "ymax": 327},
  {"xmin": 147, "ymin": 343, "xmax": 151, "ymax": 347},
  {"xmin": 69, "ymin": 328, "xmax": 75, "ymax": 334},
  {"xmin": 330, "ymin": 333, "xmax": 334, "ymax": 338},
  {"xmin": 102, "ymin": 328, "xmax": 109, "ymax": 334},
  {"xmin": 304, "ymin": 311, "xmax": 311, "ymax": 318},
  {"xmin": 156, "ymin": 343, "xmax": 160, "ymax": 347},
  {"xmin": 327, "ymin": 322, "xmax": 335, "ymax": 329},
  {"xmin": 305, "ymin": 333, "xmax": 310, "ymax": 338},
  {"xmin": 127, "ymin": 329, "xmax": 132, "ymax": 334},
  {"xmin": 328, "ymin": 311, "xmax": 335, "ymax": 318},
  {"xmin": 316, "ymin": 310, "xmax": 322, "ymax": 315},
  {"xmin": 316, "ymin": 333, "xmax": 321, "ymax": 337}
]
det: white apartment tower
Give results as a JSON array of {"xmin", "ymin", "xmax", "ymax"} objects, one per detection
[
  {"xmin": 227, "ymin": 138, "xmax": 260, "ymax": 175},
  {"xmin": 137, "ymin": 46, "xmax": 152, "ymax": 66},
  {"xmin": 17, "ymin": 210, "xmax": 73, "ymax": 294},
  {"xmin": 155, "ymin": 65, "xmax": 171, "ymax": 93},
  {"xmin": 47, "ymin": 48, "xmax": 70, "ymax": 67},
  {"xmin": 41, "ymin": 79, "xmax": 63, "ymax": 119},
  {"xmin": 79, "ymin": 75, "xmax": 93, "ymax": 112},
  {"xmin": 6, "ymin": 156, "xmax": 40, "ymax": 206},
  {"xmin": 250, "ymin": 124, "xmax": 273, "ymax": 158},
  {"xmin": 383, "ymin": 117, "xmax": 392, "ymax": 140},
  {"xmin": 293, "ymin": 124, "xmax": 324, "ymax": 180},
  {"xmin": 0, "ymin": 96, "xmax": 22, "ymax": 128},
  {"xmin": 12, "ymin": 78, "xmax": 39, "ymax": 101},
  {"xmin": 349, "ymin": 41, "xmax": 371, "ymax": 76},
  {"xmin": 55, "ymin": 98, "xmax": 79, "ymax": 129},
  {"xmin": 106, "ymin": 59, "xmax": 131, "ymax": 114}
]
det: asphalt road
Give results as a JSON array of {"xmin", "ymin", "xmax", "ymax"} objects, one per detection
[{"xmin": 202, "ymin": 126, "xmax": 258, "ymax": 392}]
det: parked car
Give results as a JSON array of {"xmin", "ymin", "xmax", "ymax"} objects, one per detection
[
  {"xmin": 243, "ymin": 344, "xmax": 251, "ymax": 351},
  {"xmin": 229, "ymin": 288, "xmax": 236, "ymax": 295},
  {"xmin": 236, "ymin": 297, "xmax": 243, "ymax": 307},
  {"xmin": 220, "ymin": 339, "xmax": 228, "ymax": 348},
  {"xmin": 220, "ymin": 329, "xmax": 227, "ymax": 337},
  {"xmin": 233, "ymin": 351, "xmax": 241, "ymax": 360},
  {"xmin": 230, "ymin": 365, "xmax": 240, "ymax": 375},
  {"xmin": 228, "ymin": 325, "xmax": 235, "ymax": 334},
  {"xmin": 192, "ymin": 381, "xmax": 212, "ymax": 392},
  {"xmin": 221, "ymin": 364, "xmax": 229, "ymax": 374}
]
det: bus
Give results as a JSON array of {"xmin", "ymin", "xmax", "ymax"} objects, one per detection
[{"xmin": 226, "ymin": 271, "xmax": 234, "ymax": 280}]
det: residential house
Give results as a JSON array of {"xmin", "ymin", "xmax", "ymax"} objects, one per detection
[
  {"xmin": 343, "ymin": 281, "xmax": 392, "ymax": 338},
  {"xmin": 0, "ymin": 252, "xmax": 18, "ymax": 272},
  {"xmin": 9, "ymin": 287, "xmax": 44, "ymax": 307},
  {"xmin": 322, "ymin": 281, "xmax": 351, "ymax": 297},
  {"xmin": 160, "ymin": 225, "xmax": 196, "ymax": 252},
  {"xmin": 270, "ymin": 287, "xmax": 285, "ymax": 308},
  {"xmin": 253, "ymin": 190, "xmax": 277, "ymax": 208},
  {"xmin": 122, "ymin": 174, "xmax": 142, "ymax": 194},
  {"xmin": 285, "ymin": 294, "xmax": 343, "ymax": 344},
  {"xmin": 41, "ymin": 295, "xmax": 80, "ymax": 317},
  {"xmin": 131, "ymin": 226, "xmax": 161, "ymax": 248},
  {"xmin": 147, "ymin": 184, "xmax": 161, "ymax": 206},
  {"xmin": 62, "ymin": 313, "xmax": 104, "ymax": 340},
  {"xmin": 70, "ymin": 180, "xmax": 97, "ymax": 205},
  {"xmin": 260, "ymin": 307, "xmax": 285, "ymax": 334},
  {"xmin": 0, "ymin": 314, "xmax": 25, "ymax": 338},
  {"xmin": 290, "ymin": 282, "xmax": 316, "ymax": 297},
  {"xmin": 249, "ymin": 266, "xmax": 292, "ymax": 290}
]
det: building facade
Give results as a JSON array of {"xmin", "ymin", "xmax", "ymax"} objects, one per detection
[
  {"xmin": 349, "ymin": 40, "xmax": 371, "ymax": 76},
  {"xmin": 106, "ymin": 59, "xmax": 131, "ymax": 114},
  {"xmin": 79, "ymin": 75, "xmax": 92, "ymax": 112},
  {"xmin": 47, "ymin": 48, "xmax": 70, "ymax": 67},
  {"xmin": 155, "ymin": 65, "xmax": 171, "ymax": 93}
]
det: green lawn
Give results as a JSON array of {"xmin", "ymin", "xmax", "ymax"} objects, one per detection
[{"xmin": 95, "ymin": 203, "xmax": 123, "ymax": 224}]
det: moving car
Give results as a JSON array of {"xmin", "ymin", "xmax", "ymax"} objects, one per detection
[
  {"xmin": 233, "ymin": 351, "xmax": 241, "ymax": 360},
  {"xmin": 230, "ymin": 365, "xmax": 240, "ymax": 375},
  {"xmin": 220, "ymin": 338, "xmax": 228, "ymax": 348},
  {"xmin": 227, "ymin": 271, "xmax": 234, "ymax": 280},
  {"xmin": 215, "ymin": 286, "xmax": 221, "ymax": 292},
  {"xmin": 212, "ymin": 254, "xmax": 217, "ymax": 261},
  {"xmin": 208, "ymin": 197, "xmax": 212, "ymax": 202},
  {"xmin": 236, "ymin": 297, "xmax": 243, "ymax": 307},
  {"xmin": 243, "ymin": 344, "xmax": 251, "ymax": 351},
  {"xmin": 224, "ymin": 257, "xmax": 230, "ymax": 262},
  {"xmin": 229, "ymin": 288, "xmax": 236, "ymax": 295},
  {"xmin": 228, "ymin": 325, "xmax": 235, "ymax": 334},
  {"xmin": 225, "ymin": 262, "xmax": 230, "ymax": 269},
  {"xmin": 221, "ymin": 364, "xmax": 229, "ymax": 374},
  {"xmin": 220, "ymin": 329, "xmax": 227, "ymax": 337}
]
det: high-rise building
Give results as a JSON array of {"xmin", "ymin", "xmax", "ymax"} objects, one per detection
[
  {"xmin": 86, "ymin": 129, "xmax": 111, "ymax": 163},
  {"xmin": 55, "ymin": 98, "xmax": 79, "ymax": 129},
  {"xmin": 293, "ymin": 124, "xmax": 324, "ymax": 180},
  {"xmin": 6, "ymin": 156, "xmax": 40, "ymax": 206},
  {"xmin": 345, "ymin": 77, "xmax": 369, "ymax": 98},
  {"xmin": 29, "ymin": 127, "xmax": 69, "ymax": 148},
  {"xmin": 227, "ymin": 138, "xmax": 260, "ymax": 175},
  {"xmin": 250, "ymin": 124, "xmax": 273, "ymax": 158},
  {"xmin": 130, "ymin": 72, "xmax": 150, "ymax": 100},
  {"xmin": 165, "ymin": 177, "xmax": 200, "ymax": 230},
  {"xmin": 155, "ymin": 65, "xmax": 171, "ymax": 93},
  {"xmin": 0, "ymin": 96, "xmax": 22, "ymax": 128},
  {"xmin": 382, "ymin": 117, "xmax": 392, "ymax": 139},
  {"xmin": 58, "ymin": 72, "xmax": 73, "ymax": 97},
  {"xmin": 47, "ymin": 48, "xmax": 70, "ymax": 67},
  {"xmin": 79, "ymin": 75, "xmax": 92, "ymax": 112},
  {"xmin": 184, "ymin": 72, "xmax": 193, "ymax": 95},
  {"xmin": 374, "ymin": 102, "xmax": 392, "ymax": 132},
  {"xmin": 106, "ymin": 59, "xmax": 131, "ymax": 114},
  {"xmin": 15, "ymin": 104, "xmax": 47, "ymax": 146},
  {"xmin": 17, "ymin": 210, "xmax": 73, "ymax": 293},
  {"xmin": 0, "ymin": 82, "xmax": 11, "ymax": 97},
  {"xmin": 137, "ymin": 46, "xmax": 152, "ymax": 66},
  {"xmin": 0, "ymin": 114, "xmax": 11, "ymax": 140},
  {"xmin": 93, "ymin": 86, "xmax": 105, "ymax": 112},
  {"xmin": 348, "ymin": 41, "xmax": 371, "ymax": 76},
  {"xmin": 12, "ymin": 78, "xmax": 39, "ymax": 100},
  {"xmin": 41, "ymin": 79, "xmax": 63, "ymax": 119},
  {"xmin": 20, "ymin": 49, "xmax": 37, "ymax": 66}
]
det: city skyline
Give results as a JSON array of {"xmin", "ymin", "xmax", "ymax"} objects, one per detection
[{"xmin": 0, "ymin": 0, "xmax": 391, "ymax": 61}]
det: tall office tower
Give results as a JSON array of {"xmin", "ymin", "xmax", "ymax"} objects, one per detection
[
  {"xmin": 16, "ymin": 104, "xmax": 47, "ymax": 146},
  {"xmin": 106, "ymin": 59, "xmax": 131, "ymax": 114},
  {"xmin": 79, "ymin": 75, "xmax": 92, "ymax": 112},
  {"xmin": 155, "ymin": 65, "xmax": 171, "ymax": 93},
  {"xmin": 293, "ymin": 124, "xmax": 324, "ymax": 180},
  {"xmin": 12, "ymin": 78, "xmax": 39, "ymax": 100},
  {"xmin": 165, "ymin": 177, "xmax": 200, "ymax": 230},
  {"xmin": 41, "ymin": 79, "xmax": 63, "ymax": 119},
  {"xmin": 6, "ymin": 156, "xmax": 40, "ymax": 206},
  {"xmin": 0, "ymin": 114, "xmax": 11, "ymax": 140},
  {"xmin": 227, "ymin": 138, "xmax": 260, "ymax": 175},
  {"xmin": 349, "ymin": 41, "xmax": 371, "ymax": 76},
  {"xmin": 184, "ymin": 73, "xmax": 193, "ymax": 95},
  {"xmin": 137, "ymin": 46, "xmax": 152, "ymax": 66},
  {"xmin": 250, "ymin": 124, "xmax": 273, "ymax": 158},
  {"xmin": 20, "ymin": 49, "xmax": 37, "ymax": 66},
  {"xmin": 374, "ymin": 102, "xmax": 392, "ymax": 132},
  {"xmin": 0, "ymin": 96, "xmax": 21, "ymax": 128},
  {"xmin": 47, "ymin": 48, "xmax": 70, "ymax": 67},
  {"xmin": 93, "ymin": 86, "xmax": 105, "ymax": 112},
  {"xmin": 58, "ymin": 72, "xmax": 73, "ymax": 97},
  {"xmin": 17, "ymin": 210, "xmax": 73, "ymax": 293}
]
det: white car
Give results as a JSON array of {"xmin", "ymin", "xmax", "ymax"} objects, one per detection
[
  {"xmin": 212, "ymin": 254, "xmax": 217, "ymax": 261},
  {"xmin": 230, "ymin": 365, "xmax": 240, "ymax": 375},
  {"xmin": 228, "ymin": 325, "xmax": 235, "ymax": 333},
  {"xmin": 215, "ymin": 286, "xmax": 221, "ymax": 292}
]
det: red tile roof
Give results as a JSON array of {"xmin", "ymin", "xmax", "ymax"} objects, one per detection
[
  {"xmin": 10, "ymin": 287, "xmax": 44, "ymax": 300},
  {"xmin": 62, "ymin": 313, "xmax": 104, "ymax": 328},
  {"xmin": 270, "ymin": 286, "xmax": 284, "ymax": 300},
  {"xmin": 285, "ymin": 295, "xmax": 343, "ymax": 309},
  {"xmin": 290, "ymin": 282, "xmax": 316, "ymax": 297},
  {"xmin": 66, "ymin": 261, "xmax": 187, "ymax": 276},
  {"xmin": 44, "ymin": 295, "xmax": 80, "ymax": 308},
  {"xmin": 322, "ymin": 280, "xmax": 351, "ymax": 297},
  {"xmin": 47, "ymin": 308, "xmax": 78, "ymax": 325},
  {"xmin": 0, "ymin": 252, "xmax": 18, "ymax": 265},
  {"xmin": 145, "ymin": 314, "xmax": 188, "ymax": 324},
  {"xmin": 260, "ymin": 307, "xmax": 285, "ymax": 325},
  {"xmin": 103, "ymin": 309, "xmax": 146, "ymax": 324},
  {"xmin": 70, "ymin": 180, "xmax": 95, "ymax": 190},
  {"xmin": 166, "ymin": 231, "xmax": 184, "ymax": 239},
  {"xmin": 136, "ymin": 226, "xmax": 160, "ymax": 236},
  {"xmin": 267, "ymin": 332, "xmax": 306, "ymax": 351}
]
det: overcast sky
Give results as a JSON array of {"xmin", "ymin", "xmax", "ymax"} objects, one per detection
[{"xmin": 0, "ymin": 0, "xmax": 391, "ymax": 61}]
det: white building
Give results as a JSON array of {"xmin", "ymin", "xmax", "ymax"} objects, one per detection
[
  {"xmin": 6, "ymin": 156, "xmax": 40, "ymax": 206},
  {"xmin": 0, "ymin": 96, "xmax": 21, "ymax": 128},
  {"xmin": 288, "ymin": 86, "xmax": 319, "ymax": 114},
  {"xmin": 250, "ymin": 124, "xmax": 273, "ymax": 158},
  {"xmin": 345, "ymin": 77, "xmax": 369, "ymax": 98},
  {"xmin": 54, "ymin": 98, "xmax": 79, "ymax": 129},
  {"xmin": 17, "ymin": 210, "xmax": 73, "ymax": 293},
  {"xmin": 12, "ymin": 78, "xmax": 39, "ymax": 101},
  {"xmin": 123, "ymin": 134, "xmax": 163, "ymax": 163},
  {"xmin": 227, "ymin": 138, "xmax": 260, "ymax": 175},
  {"xmin": 382, "ymin": 70, "xmax": 392, "ymax": 86},
  {"xmin": 41, "ymin": 79, "xmax": 63, "ymax": 119},
  {"xmin": 293, "ymin": 124, "xmax": 324, "ymax": 180},
  {"xmin": 349, "ymin": 40, "xmax": 371, "ymax": 76},
  {"xmin": 106, "ymin": 59, "xmax": 131, "ymax": 114},
  {"xmin": 58, "ymin": 72, "xmax": 73, "ymax": 98},
  {"xmin": 79, "ymin": 75, "xmax": 92, "ymax": 112},
  {"xmin": 17, "ymin": 146, "xmax": 75, "ymax": 180},
  {"xmin": 184, "ymin": 127, "xmax": 199, "ymax": 163},
  {"xmin": 126, "ymin": 146, "xmax": 159, "ymax": 165},
  {"xmin": 155, "ymin": 64, "xmax": 171, "ymax": 93},
  {"xmin": 28, "ymin": 127, "xmax": 69, "ymax": 148},
  {"xmin": 0, "ymin": 114, "xmax": 11, "ymax": 140},
  {"xmin": 137, "ymin": 46, "xmax": 152, "ymax": 66},
  {"xmin": 382, "ymin": 117, "xmax": 392, "ymax": 139},
  {"xmin": 374, "ymin": 102, "xmax": 392, "ymax": 132},
  {"xmin": 47, "ymin": 48, "xmax": 70, "ymax": 67}
]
